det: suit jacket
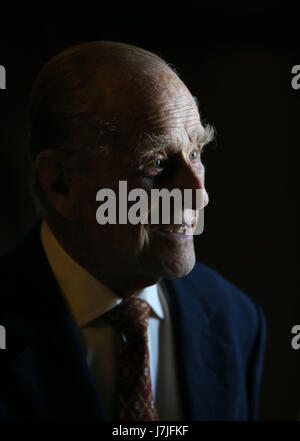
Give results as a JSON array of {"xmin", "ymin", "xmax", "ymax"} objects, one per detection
[{"xmin": 0, "ymin": 222, "xmax": 266, "ymax": 421}]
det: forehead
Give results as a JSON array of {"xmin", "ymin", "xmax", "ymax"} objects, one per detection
[
  {"xmin": 141, "ymin": 88, "xmax": 199, "ymax": 125},
  {"xmin": 128, "ymin": 89, "xmax": 204, "ymax": 154},
  {"xmin": 102, "ymin": 63, "xmax": 204, "ymax": 157}
]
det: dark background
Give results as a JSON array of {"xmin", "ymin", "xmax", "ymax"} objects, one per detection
[{"xmin": 0, "ymin": 6, "xmax": 298, "ymax": 420}]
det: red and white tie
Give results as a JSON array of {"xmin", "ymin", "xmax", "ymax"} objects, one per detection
[{"xmin": 102, "ymin": 295, "xmax": 160, "ymax": 421}]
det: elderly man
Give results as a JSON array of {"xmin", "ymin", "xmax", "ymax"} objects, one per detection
[{"xmin": 0, "ymin": 41, "xmax": 266, "ymax": 421}]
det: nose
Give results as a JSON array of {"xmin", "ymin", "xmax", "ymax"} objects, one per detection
[{"xmin": 171, "ymin": 157, "xmax": 209, "ymax": 211}]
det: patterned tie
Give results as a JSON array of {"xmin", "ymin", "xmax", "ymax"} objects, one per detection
[{"xmin": 102, "ymin": 295, "xmax": 160, "ymax": 421}]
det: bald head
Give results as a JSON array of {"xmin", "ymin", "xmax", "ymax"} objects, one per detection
[{"xmin": 28, "ymin": 41, "xmax": 192, "ymax": 157}]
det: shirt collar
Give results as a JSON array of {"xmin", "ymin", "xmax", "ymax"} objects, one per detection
[{"xmin": 40, "ymin": 220, "xmax": 164, "ymax": 328}]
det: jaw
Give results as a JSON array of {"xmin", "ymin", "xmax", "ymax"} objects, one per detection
[
  {"xmin": 71, "ymin": 220, "xmax": 196, "ymax": 292},
  {"xmin": 139, "ymin": 231, "xmax": 196, "ymax": 279}
]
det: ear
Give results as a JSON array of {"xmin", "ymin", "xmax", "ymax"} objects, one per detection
[{"xmin": 35, "ymin": 150, "xmax": 79, "ymax": 221}]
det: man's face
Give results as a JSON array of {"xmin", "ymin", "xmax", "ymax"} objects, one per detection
[{"xmin": 71, "ymin": 68, "xmax": 209, "ymax": 286}]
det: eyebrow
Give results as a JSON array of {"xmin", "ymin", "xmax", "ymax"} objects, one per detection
[{"xmin": 136, "ymin": 123, "xmax": 215, "ymax": 158}]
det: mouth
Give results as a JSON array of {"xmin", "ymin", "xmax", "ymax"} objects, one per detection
[{"xmin": 150, "ymin": 221, "xmax": 196, "ymax": 239}]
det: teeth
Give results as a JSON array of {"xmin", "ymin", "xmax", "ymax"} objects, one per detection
[{"xmin": 162, "ymin": 226, "xmax": 186, "ymax": 234}]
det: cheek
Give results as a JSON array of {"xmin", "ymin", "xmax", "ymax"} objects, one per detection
[
  {"xmin": 75, "ymin": 172, "xmax": 152, "ymax": 254},
  {"xmin": 87, "ymin": 222, "xmax": 150, "ymax": 258},
  {"xmin": 119, "ymin": 223, "xmax": 150, "ymax": 254}
]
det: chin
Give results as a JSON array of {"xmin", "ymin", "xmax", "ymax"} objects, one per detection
[
  {"xmin": 140, "ymin": 229, "xmax": 197, "ymax": 280},
  {"xmin": 152, "ymin": 251, "xmax": 196, "ymax": 280}
]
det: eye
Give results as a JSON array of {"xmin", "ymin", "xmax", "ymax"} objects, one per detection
[
  {"xmin": 190, "ymin": 149, "xmax": 200, "ymax": 161},
  {"xmin": 140, "ymin": 157, "xmax": 166, "ymax": 178},
  {"xmin": 149, "ymin": 158, "xmax": 163, "ymax": 168}
]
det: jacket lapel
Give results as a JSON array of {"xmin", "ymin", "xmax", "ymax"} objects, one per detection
[{"xmin": 162, "ymin": 275, "xmax": 237, "ymax": 420}]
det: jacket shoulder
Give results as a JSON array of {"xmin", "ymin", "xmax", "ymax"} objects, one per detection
[
  {"xmin": 187, "ymin": 261, "xmax": 262, "ymax": 320},
  {"xmin": 168, "ymin": 261, "xmax": 266, "ymax": 354}
]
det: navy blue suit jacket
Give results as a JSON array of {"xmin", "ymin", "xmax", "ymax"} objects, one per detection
[{"xmin": 0, "ymin": 223, "xmax": 266, "ymax": 420}]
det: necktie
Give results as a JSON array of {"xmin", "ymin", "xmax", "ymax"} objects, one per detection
[{"xmin": 102, "ymin": 295, "xmax": 160, "ymax": 421}]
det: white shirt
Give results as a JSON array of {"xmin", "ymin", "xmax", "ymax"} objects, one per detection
[{"xmin": 40, "ymin": 220, "xmax": 184, "ymax": 420}]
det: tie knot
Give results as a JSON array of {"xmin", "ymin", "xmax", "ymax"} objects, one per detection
[{"xmin": 102, "ymin": 296, "xmax": 151, "ymax": 342}]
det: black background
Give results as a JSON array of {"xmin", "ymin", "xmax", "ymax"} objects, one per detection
[{"xmin": 0, "ymin": 5, "xmax": 298, "ymax": 420}]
